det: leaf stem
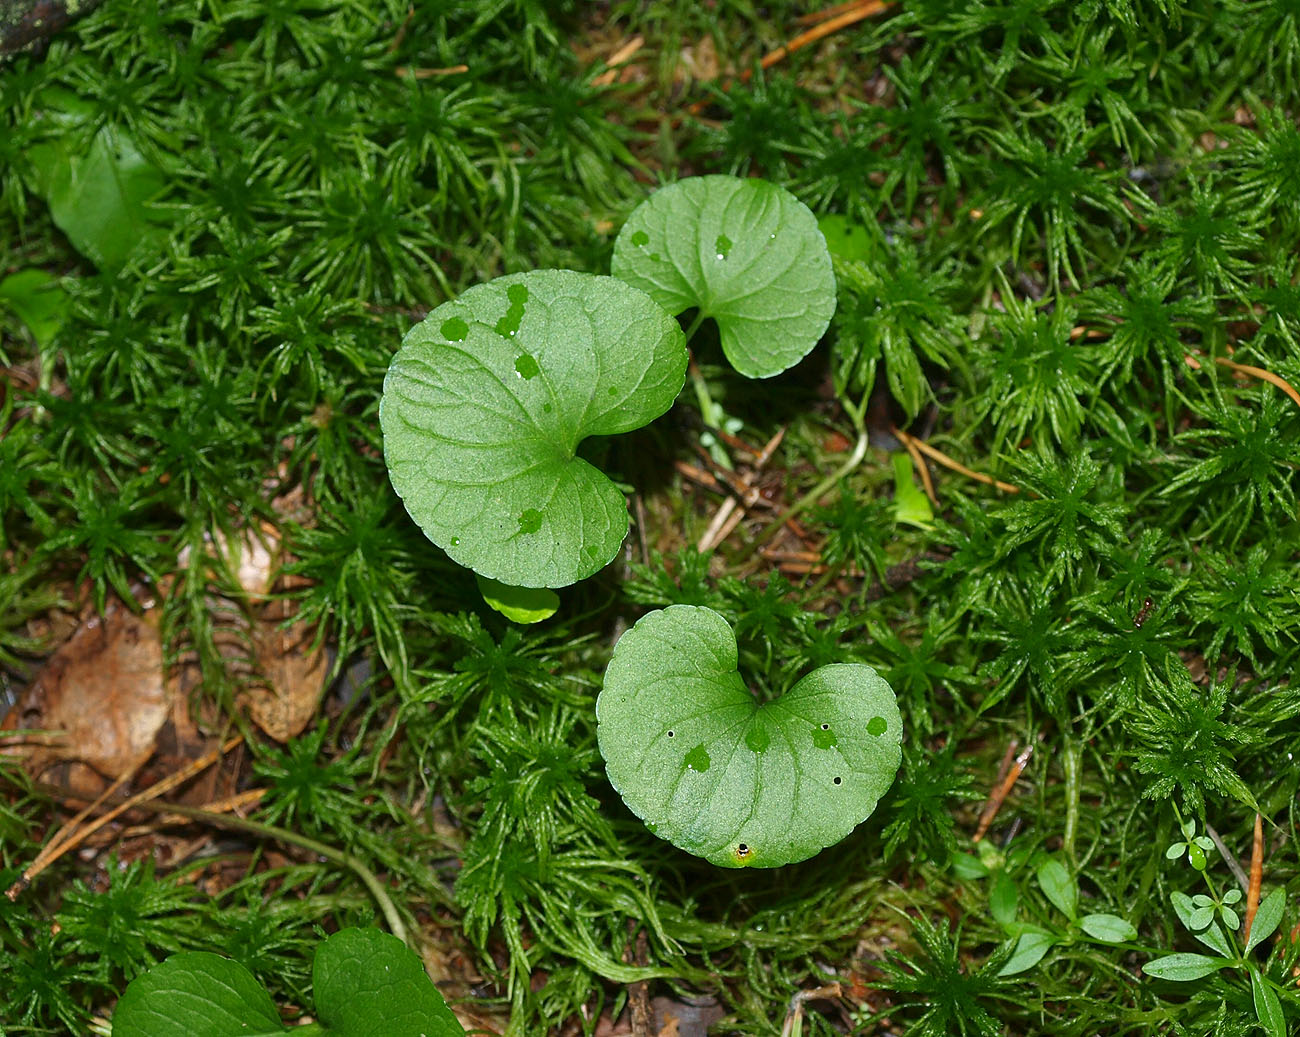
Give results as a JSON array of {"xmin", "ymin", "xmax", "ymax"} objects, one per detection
[
  {"xmin": 738, "ymin": 418, "xmax": 868, "ymax": 563},
  {"xmin": 67, "ymin": 796, "xmax": 409, "ymax": 947}
]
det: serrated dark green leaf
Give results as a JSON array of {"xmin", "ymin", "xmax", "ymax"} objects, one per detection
[
  {"xmin": 381, "ymin": 270, "xmax": 686, "ymax": 588},
  {"xmin": 314, "ymin": 928, "xmax": 465, "ymax": 1037},
  {"xmin": 596, "ymin": 605, "xmax": 901, "ymax": 868},
  {"xmin": 111, "ymin": 952, "xmax": 287, "ymax": 1037},
  {"xmin": 611, "ymin": 176, "xmax": 836, "ymax": 378}
]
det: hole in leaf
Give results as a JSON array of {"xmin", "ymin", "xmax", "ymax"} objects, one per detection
[
  {"xmin": 833, "ymin": 776, "xmax": 842, "ymax": 785},
  {"xmin": 666, "ymin": 730, "xmax": 674, "ymax": 737},
  {"xmin": 736, "ymin": 844, "xmax": 750, "ymax": 857},
  {"xmin": 821, "ymin": 723, "xmax": 829, "ymax": 730}
]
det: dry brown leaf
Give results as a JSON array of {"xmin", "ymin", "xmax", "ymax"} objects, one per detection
[
  {"xmin": 241, "ymin": 602, "xmax": 327, "ymax": 742},
  {"xmin": 2, "ymin": 598, "xmax": 171, "ymax": 791}
]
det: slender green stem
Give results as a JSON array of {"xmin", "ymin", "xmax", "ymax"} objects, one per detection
[
  {"xmin": 109, "ymin": 799, "xmax": 408, "ymax": 946},
  {"xmin": 1062, "ymin": 738, "xmax": 1081, "ymax": 867},
  {"xmin": 736, "ymin": 427, "xmax": 869, "ymax": 564},
  {"xmin": 682, "ymin": 310, "xmax": 706, "ymax": 344}
]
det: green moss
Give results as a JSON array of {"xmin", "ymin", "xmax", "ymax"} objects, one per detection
[{"xmin": 2, "ymin": 0, "xmax": 1299, "ymax": 1033}]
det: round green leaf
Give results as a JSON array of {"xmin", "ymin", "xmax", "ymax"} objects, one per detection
[
  {"xmin": 381, "ymin": 270, "xmax": 686, "ymax": 588},
  {"xmin": 476, "ymin": 573, "xmax": 560, "ymax": 624},
  {"xmin": 313, "ymin": 928, "xmax": 465, "ymax": 1036},
  {"xmin": 611, "ymin": 176, "xmax": 836, "ymax": 379},
  {"xmin": 112, "ymin": 952, "xmax": 287, "ymax": 1037},
  {"xmin": 596, "ymin": 605, "xmax": 902, "ymax": 868}
]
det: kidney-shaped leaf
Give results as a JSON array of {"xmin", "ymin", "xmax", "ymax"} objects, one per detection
[
  {"xmin": 381, "ymin": 270, "xmax": 686, "ymax": 588},
  {"xmin": 597, "ymin": 605, "xmax": 901, "ymax": 868},
  {"xmin": 112, "ymin": 952, "xmax": 287, "ymax": 1037},
  {"xmin": 611, "ymin": 176, "xmax": 836, "ymax": 379},
  {"xmin": 314, "ymin": 928, "xmax": 465, "ymax": 1036}
]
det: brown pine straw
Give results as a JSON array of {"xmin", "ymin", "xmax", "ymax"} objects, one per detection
[
  {"xmin": 1244, "ymin": 812, "xmax": 1264, "ymax": 944},
  {"xmin": 5, "ymin": 735, "xmax": 243, "ymax": 900},
  {"xmin": 592, "ymin": 35, "xmax": 645, "ymax": 87},
  {"xmin": 897, "ymin": 428, "xmax": 940, "ymax": 507},
  {"xmin": 892, "ymin": 426, "xmax": 1021, "ymax": 495},
  {"xmin": 687, "ymin": 0, "xmax": 893, "ymax": 114},
  {"xmin": 973, "ymin": 741, "xmax": 1033, "ymax": 843},
  {"xmin": 395, "ymin": 64, "xmax": 468, "ymax": 79},
  {"xmin": 1208, "ymin": 355, "xmax": 1300, "ymax": 410}
]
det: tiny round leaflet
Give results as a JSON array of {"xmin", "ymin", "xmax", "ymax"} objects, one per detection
[
  {"xmin": 380, "ymin": 270, "xmax": 687, "ymax": 589},
  {"xmin": 597, "ymin": 605, "xmax": 902, "ymax": 868}
]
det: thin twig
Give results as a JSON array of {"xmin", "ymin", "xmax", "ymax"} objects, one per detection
[
  {"xmin": 973, "ymin": 743, "xmax": 1033, "ymax": 843},
  {"xmin": 1213, "ymin": 356, "xmax": 1300, "ymax": 409},
  {"xmin": 794, "ymin": 0, "xmax": 875, "ymax": 25},
  {"xmin": 780, "ymin": 982, "xmax": 842, "ymax": 1037},
  {"xmin": 687, "ymin": 0, "xmax": 892, "ymax": 113},
  {"xmin": 1244, "ymin": 813, "xmax": 1264, "ymax": 942},
  {"xmin": 395, "ymin": 64, "xmax": 468, "ymax": 79},
  {"xmin": 898, "ymin": 432, "xmax": 939, "ymax": 507},
  {"xmin": 592, "ymin": 35, "xmax": 644, "ymax": 86},
  {"xmin": 697, "ymin": 427, "xmax": 785, "ymax": 553},
  {"xmin": 1204, "ymin": 823, "xmax": 1250, "ymax": 893},
  {"xmin": 755, "ymin": 2, "xmax": 889, "ymax": 75},
  {"xmin": 36, "ymin": 788, "xmax": 408, "ymax": 946},
  {"xmin": 6, "ymin": 736, "xmax": 242, "ymax": 900},
  {"xmin": 892, "ymin": 426, "xmax": 1021, "ymax": 494}
]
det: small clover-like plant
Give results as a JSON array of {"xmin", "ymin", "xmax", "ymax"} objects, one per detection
[
  {"xmin": 381, "ymin": 270, "xmax": 687, "ymax": 589},
  {"xmin": 113, "ymin": 927, "xmax": 465, "ymax": 1036},
  {"xmin": 1141, "ymin": 821, "xmax": 1292, "ymax": 1037},
  {"xmin": 611, "ymin": 176, "xmax": 837, "ymax": 378},
  {"xmin": 596, "ymin": 604, "xmax": 901, "ymax": 868}
]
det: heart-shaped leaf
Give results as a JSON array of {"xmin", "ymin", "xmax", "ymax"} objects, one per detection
[
  {"xmin": 314, "ymin": 928, "xmax": 465, "ymax": 1036},
  {"xmin": 381, "ymin": 270, "xmax": 686, "ymax": 588},
  {"xmin": 611, "ymin": 176, "xmax": 836, "ymax": 379},
  {"xmin": 111, "ymin": 952, "xmax": 287, "ymax": 1037},
  {"xmin": 596, "ymin": 605, "xmax": 901, "ymax": 868}
]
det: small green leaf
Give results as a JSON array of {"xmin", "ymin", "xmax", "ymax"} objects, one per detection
[
  {"xmin": 476, "ymin": 573, "xmax": 560, "ymax": 624},
  {"xmin": 26, "ymin": 99, "xmax": 168, "ymax": 272},
  {"xmin": 1080, "ymin": 913, "xmax": 1138, "ymax": 943},
  {"xmin": 998, "ymin": 932, "xmax": 1055, "ymax": 976},
  {"xmin": 1250, "ymin": 966, "xmax": 1287, "ymax": 1037},
  {"xmin": 0, "ymin": 270, "xmax": 69, "ymax": 347},
  {"xmin": 891, "ymin": 453, "xmax": 934, "ymax": 528},
  {"xmin": 1170, "ymin": 891, "xmax": 1233, "ymax": 955},
  {"xmin": 596, "ymin": 605, "xmax": 901, "ymax": 868},
  {"xmin": 1246, "ymin": 887, "xmax": 1287, "ymax": 954},
  {"xmin": 381, "ymin": 270, "xmax": 687, "ymax": 588},
  {"xmin": 112, "ymin": 952, "xmax": 287, "ymax": 1037},
  {"xmin": 314, "ymin": 928, "xmax": 465, "ymax": 1036},
  {"xmin": 611, "ymin": 176, "xmax": 836, "ymax": 378},
  {"xmin": 1142, "ymin": 952, "xmax": 1230, "ymax": 981},
  {"xmin": 818, "ymin": 214, "xmax": 880, "ymax": 264},
  {"xmin": 990, "ymin": 869, "xmax": 1020, "ymax": 929},
  {"xmin": 1037, "ymin": 856, "xmax": 1078, "ymax": 919}
]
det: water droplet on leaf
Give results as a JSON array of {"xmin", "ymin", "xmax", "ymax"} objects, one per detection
[
  {"xmin": 867, "ymin": 715, "xmax": 888, "ymax": 737},
  {"xmin": 542, "ymin": 402, "xmax": 553, "ymax": 412},
  {"xmin": 440, "ymin": 317, "xmax": 468, "ymax": 341},
  {"xmin": 450, "ymin": 537, "xmax": 460, "ymax": 546},
  {"xmin": 631, "ymin": 230, "xmax": 649, "ymax": 247},
  {"xmin": 518, "ymin": 508, "xmax": 543, "ymax": 534},
  {"xmin": 514, "ymin": 353, "xmax": 540, "ymax": 379},
  {"xmin": 649, "ymin": 252, "xmax": 660, "ymax": 261},
  {"xmin": 684, "ymin": 744, "xmax": 711, "ymax": 772},
  {"xmin": 714, "ymin": 233, "xmax": 732, "ymax": 259},
  {"xmin": 745, "ymin": 725, "xmax": 770, "ymax": 753}
]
